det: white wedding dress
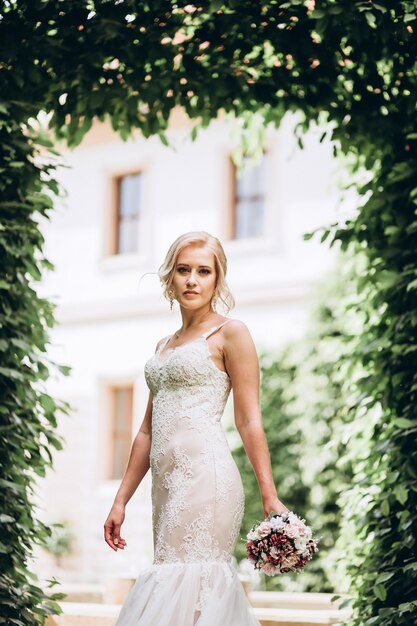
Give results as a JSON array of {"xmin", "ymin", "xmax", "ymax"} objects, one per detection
[{"xmin": 115, "ymin": 319, "xmax": 261, "ymax": 626}]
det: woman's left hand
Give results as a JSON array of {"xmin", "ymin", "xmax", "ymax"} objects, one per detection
[{"xmin": 262, "ymin": 495, "xmax": 290, "ymax": 518}]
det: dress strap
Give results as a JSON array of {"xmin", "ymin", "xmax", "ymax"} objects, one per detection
[
  {"xmin": 201, "ymin": 319, "xmax": 233, "ymax": 339},
  {"xmin": 157, "ymin": 334, "xmax": 172, "ymax": 352}
]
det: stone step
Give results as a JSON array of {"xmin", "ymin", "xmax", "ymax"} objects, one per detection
[
  {"xmin": 51, "ymin": 577, "xmax": 136, "ymax": 605},
  {"xmin": 254, "ymin": 606, "xmax": 350, "ymax": 626},
  {"xmin": 55, "ymin": 581, "xmax": 348, "ymax": 612},
  {"xmin": 46, "ymin": 601, "xmax": 351, "ymax": 626},
  {"xmin": 249, "ymin": 591, "xmax": 347, "ymax": 611},
  {"xmin": 46, "ymin": 602, "xmax": 119, "ymax": 626},
  {"xmin": 52, "ymin": 582, "xmax": 105, "ymax": 604}
]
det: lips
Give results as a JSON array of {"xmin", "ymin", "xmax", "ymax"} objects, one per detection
[{"xmin": 184, "ymin": 291, "xmax": 198, "ymax": 295}]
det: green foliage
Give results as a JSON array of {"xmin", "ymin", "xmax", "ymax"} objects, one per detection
[
  {"xmin": 0, "ymin": 0, "xmax": 415, "ymax": 150},
  {"xmin": 43, "ymin": 521, "xmax": 74, "ymax": 567},
  {"xmin": 232, "ymin": 252, "xmax": 360, "ymax": 593},
  {"xmin": 0, "ymin": 1, "xmax": 416, "ymax": 623},
  {"xmin": 0, "ymin": 112, "xmax": 71, "ymax": 623},
  {"xmin": 284, "ymin": 255, "xmax": 361, "ymax": 595},
  {"xmin": 324, "ymin": 161, "xmax": 417, "ymax": 625}
]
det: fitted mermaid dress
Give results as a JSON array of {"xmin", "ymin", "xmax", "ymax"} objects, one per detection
[{"xmin": 114, "ymin": 320, "xmax": 260, "ymax": 626}]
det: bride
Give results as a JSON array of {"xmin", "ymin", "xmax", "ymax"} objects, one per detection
[{"xmin": 104, "ymin": 231, "xmax": 289, "ymax": 625}]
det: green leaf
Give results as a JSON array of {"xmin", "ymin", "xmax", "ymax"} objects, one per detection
[
  {"xmin": 373, "ymin": 583, "xmax": 387, "ymax": 601},
  {"xmin": 394, "ymin": 418, "xmax": 415, "ymax": 429},
  {"xmin": 0, "ymin": 367, "xmax": 26, "ymax": 381},
  {"xmin": 399, "ymin": 600, "xmax": 417, "ymax": 613},
  {"xmin": 406, "ymin": 278, "xmax": 417, "ymax": 292},
  {"xmin": 372, "ymin": 3, "xmax": 387, "ymax": 12},
  {"xmin": 310, "ymin": 10, "xmax": 326, "ymax": 18},
  {"xmin": 380, "ymin": 499, "xmax": 390, "ymax": 516},
  {"xmin": 365, "ymin": 12, "xmax": 377, "ymax": 28},
  {"xmin": 403, "ymin": 562, "xmax": 417, "ymax": 572},
  {"xmin": 375, "ymin": 571, "xmax": 395, "ymax": 584},
  {"xmin": 158, "ymin": 131, "xmax": 170, "ymax": 146},
  {"xmin": 393, "ymin": 485, "xmax": 408, "ymax": 505}
]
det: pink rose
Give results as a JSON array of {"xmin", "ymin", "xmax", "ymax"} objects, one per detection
[
  {"xmin": 257, "ymin": 521, "xmax": 271, "ymax": 538},
  {"xmin": 262, "ymin": 562, "xmax": 277, "ymax": 576}
]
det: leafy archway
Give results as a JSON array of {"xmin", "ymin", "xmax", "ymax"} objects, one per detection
[{"xmin": 1, "ymin": 2, "xmax": 416, "ymax": 624}]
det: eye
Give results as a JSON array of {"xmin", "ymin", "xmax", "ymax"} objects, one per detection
[
  {"xmin": 200, "ymin": 269, "xmax": 210, "ymax": 274},
  {"xmin": 177, "ymin": 267, "xmax": 188, "ymax": 273}
]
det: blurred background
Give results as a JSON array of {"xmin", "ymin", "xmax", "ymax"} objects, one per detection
[{"xmin": 32, "ymin": 108, "xmax": 357, "ymax": 598}]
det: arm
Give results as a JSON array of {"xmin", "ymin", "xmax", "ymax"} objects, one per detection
[
  {"xmin": 112, "ymin": 389, "xmax": 153, "ymax": 509},
  {"xmin": 223, "ymin": 320, "xmax": 289, "ymax": 518},
  {"xmin": 103, "ymin": 388, "xmax": 153, "ymax": 551},
  {"xmin": 104, "ymin": 339, "xmax": 161, "ymax": 552}
]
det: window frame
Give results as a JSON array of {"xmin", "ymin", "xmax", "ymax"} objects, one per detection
[
  {"xmin": 101, "ymin": 380, "xmax": 135, "ymax": 482},
  {"xmin": 100, "ymin": 162, "xmax": 153, "ymax": 271},
  {"xmin": 110, "ymin": 169, "xmax": 143, "ymax": 256},
  {"xmin": 228, "ymin": 151, "xmax": 268, "ymax": 241}
]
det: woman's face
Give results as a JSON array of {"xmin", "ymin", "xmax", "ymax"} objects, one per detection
[{"xmin": 171, "ymin": 244, "xmax": 217, "ymax": 310}]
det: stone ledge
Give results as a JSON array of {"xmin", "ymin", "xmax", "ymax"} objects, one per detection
[
  {"xmin": 249, "ymin": 591, "xmax": 348, "ymax": 611},
  {"xmin": 46, "ymin": 602, "xmax": 119, "ymax": 626},
  {"xmin": 253, "ymin": 606, "xmax": 350, "ymax": 626},
  {"xmin": 46, "ymin": 601, "xmax": 351, "ymax": 626}
]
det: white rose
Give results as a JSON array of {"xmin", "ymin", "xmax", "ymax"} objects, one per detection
[
  {"xmin": 270, "ymin": 517, "xmax": 285, "ymax": 531},
  {"xmin": 246, "ymin": 529, "xmax": 258, "ymax": 541},
  {"xmin": 294, "ymin": 538, "xmax": 307, "ymax": 551}
]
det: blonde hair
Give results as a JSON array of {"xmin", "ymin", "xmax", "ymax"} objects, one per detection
[{"xmin": 158, "ymin": 231, "xmax": 235, "ymax": 314}]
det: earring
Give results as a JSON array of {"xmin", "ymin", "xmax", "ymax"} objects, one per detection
[
  {"xmin": 168, "ymin": 290, "xmax": 174, "ymax": 310},
  {"xmin": 211, "ymin": 292, "xmax": 217, "ymax": 312}
]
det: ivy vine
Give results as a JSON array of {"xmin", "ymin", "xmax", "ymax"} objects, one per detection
[{"xmin": 0, "ymin": 1, "xmax": 416, "ymax": 624}]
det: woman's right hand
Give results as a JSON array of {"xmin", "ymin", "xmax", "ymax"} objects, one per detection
[{"xmin": 104, "ymin": 503, "xmax": 127, "ymax": 551}]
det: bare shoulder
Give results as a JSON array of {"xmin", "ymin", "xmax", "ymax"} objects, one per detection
[
  {"xmin": 223, "ymin": 318, "xmax": 250, "ymax": 335},
  {"xmin": 223, "ymin": 319, "xmax": 256, "ymax": 348},
  {"xmin": 222, "ymin": 319, "xmax": 259, "ymax": 382}
]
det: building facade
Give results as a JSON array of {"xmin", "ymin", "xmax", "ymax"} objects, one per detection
[{"xmin": 34, "ymin": 109, "xmax": 353, "ymax": 584}]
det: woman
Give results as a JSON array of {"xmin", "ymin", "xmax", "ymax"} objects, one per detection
[{"xmin": 104, "ymin": 231, "xmax": 289, "ymax": 626}]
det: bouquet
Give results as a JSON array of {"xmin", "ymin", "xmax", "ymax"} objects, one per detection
[{"xmin": 246, "ymin": 510, "xmax": 319, "ymax": 576}]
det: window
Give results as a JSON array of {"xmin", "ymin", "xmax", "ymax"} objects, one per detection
[
  {"xmin": 111, "ymin": 172, "xmax": 142, "ymax": 255},
  {"xmin": 108, "ymin": 385, "xmax": 134, "ymax": 480},
  {"xmin": 229, "ymin": 154, "xmax": 267, "ymax": 240}
]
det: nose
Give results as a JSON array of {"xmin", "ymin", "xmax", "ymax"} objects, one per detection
[{"xmin": 186, "ymin": 272, "xmax": 197, "ymax": 286}]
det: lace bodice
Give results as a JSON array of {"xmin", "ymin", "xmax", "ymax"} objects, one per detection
[
  {"xmin": 144, "ymin": 325, "xmax": 232, "ymax": 397},
  {"xmin": 143, "ymin": 320, "xmax": 244, "ymax": 566}
]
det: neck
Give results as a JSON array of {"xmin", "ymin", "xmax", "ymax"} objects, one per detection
[{"xmin": 175, "ymin": 307, "xmax": 217, "ymax": 337}]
